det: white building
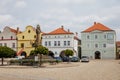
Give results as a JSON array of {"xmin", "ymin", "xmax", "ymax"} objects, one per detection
[
  {"xmin": 81, "ymin": 22, "xmax": 116, "ymax": 59},
  {"xmin": 42, "ymin": 26, "xmax": 79, "ymax": 57},
  {"xmin": 0, "ymin": 26, "xmax": 18, "ymax": 51}
]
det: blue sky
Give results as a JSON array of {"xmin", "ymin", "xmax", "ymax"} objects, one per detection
[{"xmin": 0, "ymin": 0, "xmax": 120, "ymax": 40}]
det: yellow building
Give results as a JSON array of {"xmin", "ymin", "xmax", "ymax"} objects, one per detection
[
  {"xmin": 17, "ymin": 25, "xmax": 40, "ymax": 56},
  {"xmin": 116, "ymin": 41, "xmax": 120, "ymax": 59}
]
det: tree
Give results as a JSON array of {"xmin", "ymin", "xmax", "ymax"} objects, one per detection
[
  {"xmin": 0, "ymin": 46, "xmax": 16, "ymax": 66},
  {"xmin": 30, "ymin": 50, "xmax": 36, "ymax": 56},
  {"xmin": 64, "ymin": 49, "xmax": 74, "ymax": 62},
  {"xmin": 64, "ymin": 49, "xmax": 74, "ymax": 57},
  {"xmin": 34, "ymin": 45, "xmax": 49, "ymax": 66}
]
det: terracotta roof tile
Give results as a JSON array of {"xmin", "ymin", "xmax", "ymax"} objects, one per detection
[
  {"xmin": 82, "ymin": 22, "xmax": 113, "ymax": 32},
  {"xmin": 9, "ymin": 27, "xmax": 18, "ymax": 33},
  {"xmin": 44, "ymin": 26, "xmax": 73, "ymax": 35}
]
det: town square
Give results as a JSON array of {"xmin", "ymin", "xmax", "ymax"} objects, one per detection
[
  {"xmin": 0, "ymin": 60, "xmax": 120, "ymax": 80},
  {"xmin": 0, "ymin": 0, "xmax": 120, "ymax": 80}
]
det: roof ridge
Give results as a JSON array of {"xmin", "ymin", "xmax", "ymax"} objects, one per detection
[
  {"xmin": 82, "ymin": 22, "xmax": 113, "ymax": 32},
  {"xmin": 44, "ymin": 26, "xmax": 73, "ymax": 35}
]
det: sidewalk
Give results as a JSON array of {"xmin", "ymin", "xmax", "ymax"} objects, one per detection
[{"xmin": 0, "ymin": 62, "xmax": 79, "ymax": 68}]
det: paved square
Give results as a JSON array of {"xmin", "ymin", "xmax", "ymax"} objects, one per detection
[{"xmin": 0, "ymin": 60, "xmax": 120, "ymax": 80}]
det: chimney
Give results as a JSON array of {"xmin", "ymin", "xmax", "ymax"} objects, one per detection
[
  {"xmin": 61, "ymin": 25, "xmax": 64, "ymax": 29},
  {"xmin": 75, "ymin": 32, "xmax": 78, "ymax": 36},
  {"xmin": 17, "ymin": 27, "xmax": 19, "ymax": 33},
  {"xmin": 68, "ymin": 29, "xmax": 70, "ymax": 32},
  {"xmin": 94, "ymin": 22, "xmax": 96, "ymax": 25}
]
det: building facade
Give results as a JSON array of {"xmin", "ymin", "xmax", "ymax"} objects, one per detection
[
  {"xmin": 81, "ymin": 22, "xmax": 116, "ymax": 59},
  {"xmin": 17, "ymin": 25, "xmax": 37, "ymax": 56},
  {"xmin": 116, "ymin": 41, "xmax": 120, "ymax": 59},
  {"xmin": 42, "ymin": 26, "xmax": 79, "ymax": 57},
  {"xmin": 0, "ymin": 26, "xmax": 17, "ymax": 51}
]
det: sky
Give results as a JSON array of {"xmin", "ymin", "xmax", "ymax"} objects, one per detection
[{"xmin": 0, "ymin": 0, "xmax": 120, "ymax": 40}]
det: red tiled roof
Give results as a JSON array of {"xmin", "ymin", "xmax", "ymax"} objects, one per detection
[
  {"xmin": 9, "ymin": 27, "xmax": 18, "ymax": 33},
  {"xmin": 74, "ymin": 36, "xmax": 80, "ymax": 41},
  {"xmin": 116, "ymin": 41, "xmax": 120, "ymax": 47},
  {"xmin": 82, "ymin": 22, "xmax": 113, "ymax": 32},
  {"xmin": 44, "ymin": 26, "xmax": 74, "ymax": 35}
]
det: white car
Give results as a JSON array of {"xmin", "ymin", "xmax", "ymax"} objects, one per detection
[{"xmin": 81, "ymin": 56, "xmax": 89, "ymax": 62}]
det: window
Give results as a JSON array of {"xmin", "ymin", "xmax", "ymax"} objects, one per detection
[
  {"xmin": 58, "ymin": 41, "xmax": 60, "ymax": 46},
  {"xmin": 45, "ymin": 41, "xmax": 47, "ymax": 46},
  {"xmin": 21, "ymin": 43, "xmax": 24, "ymax": 48},
  {"xmin": 48, "ymin": 41, "xmax": 51, "ymax": 46},
  {"xmin": 95, "ymin": 44, "xmax": 98, "ymax": 48},
  {"xmin": 64, "ymin": 41, "xmax": 66, "ymax": 46},
  {"xmin": 68, "ymin": 35, "xmax": 70, "ymax": 38},
  {"xmin": 11, "ymin": 36, "xmax": 13, "ymax": 40},
  {"xmin": 103, "ymin": 44, "xmax": 106, "ymax": 48},
  {"xmin": 1, "ymin": 36, "xmax": 3, "ymax": 40},
  {"xmin": 87, "ymin": 44, "xmax": 89, "ymax": 48},
  {"xmin": 55, "ymin": 52, "xmax": 57, "ymax": 55},
  {"xmin": 12, "ymin": 43, "xmax": 15, "ymax": 48},
  {"xmin": 22, "ymin": 36, "xmax": 24, "ymax": 39},
  {"xmin": 54, "ymin": 41, "xmax": 57, "ymax": 46},
  {"xmin": 95, "ymin": 35, "xmax": 97, "ymax": 39},
  {"xmin": 68, "ymin": 41, "xmax": 70, "ymax": 46},
  {"xmin": 107, "ymin": 33, "xmax": 114, "ymax": 40},
  {"xmin": 64, "ymin": 35, "xmax": 66, "ymax": 38},
  {"xmin": 34, "ymin": 35, "xmax": 36, "ymax": 38},
  {"xmin": 104, "ymin": 35, "xmax": 106, "ymax": 39},
  {"xmin": 4, "ymin": 43, "xmax": 7, "ymax": 47},
  {"xmin": 87, "ymin": 35, "xmax": 89, "ymax": 39},
  {"xmin": 28, "ymin": 30, "xmax": 31, "ymax": 33}
]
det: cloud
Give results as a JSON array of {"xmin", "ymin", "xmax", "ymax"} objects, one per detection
[
  {"xmin": 15, "ymin": 0, "xmax": 27, "ymax": 8},
  {"xmin": 44, "ymin": 0, "xmax": 96, "ymax": 4},
  {"xmin": 0, "ymin": 14, "xmax": 14, "ymax": 23},
  {"xmin": 114, "ymin": 28, "xmax": 120, "ymax": 41}
]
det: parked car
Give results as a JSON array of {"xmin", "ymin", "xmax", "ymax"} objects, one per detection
[
  {"xmin": 81, "ymin": 56, "xmax": 89, "ymax": 62},
  {"xmin": 62, "ymin": 57, "xmax": 69, "ymax": 62},
  {"xmin": 54, "ymin": 57, "xmax": 62, "ymax": 61},
  {"xmin": 70, "ymin": 57, "xmax": 80, "ymax": 62}
]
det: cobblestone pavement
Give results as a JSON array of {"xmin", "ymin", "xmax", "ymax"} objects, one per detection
[{"xmin": 0, "ymin": 60, "xmax": 120, "ymax": 80}]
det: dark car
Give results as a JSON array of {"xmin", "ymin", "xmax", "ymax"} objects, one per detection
[
  {"xmin": 81, "ymin": 56, "xmax": 89, "ymax": 62},
  {"xmin": 70, "ymin": 57, "xmax": 80, "ymax": 62},
  {"xmin": 62, "ymin": 57, "xmax": 69, "ymax": 62},
  {"xmin": 54, "ymin": 57, "xmax": 62, "ymax": 61}
]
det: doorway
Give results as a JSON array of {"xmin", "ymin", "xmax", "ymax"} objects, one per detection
[
  {"xmin": 21, "ymin": 51, "xmax": 27, "ymax": 57},
  {"xmin": 95, "ymin": 51, "xmax": 101, "ymax": 59}
]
